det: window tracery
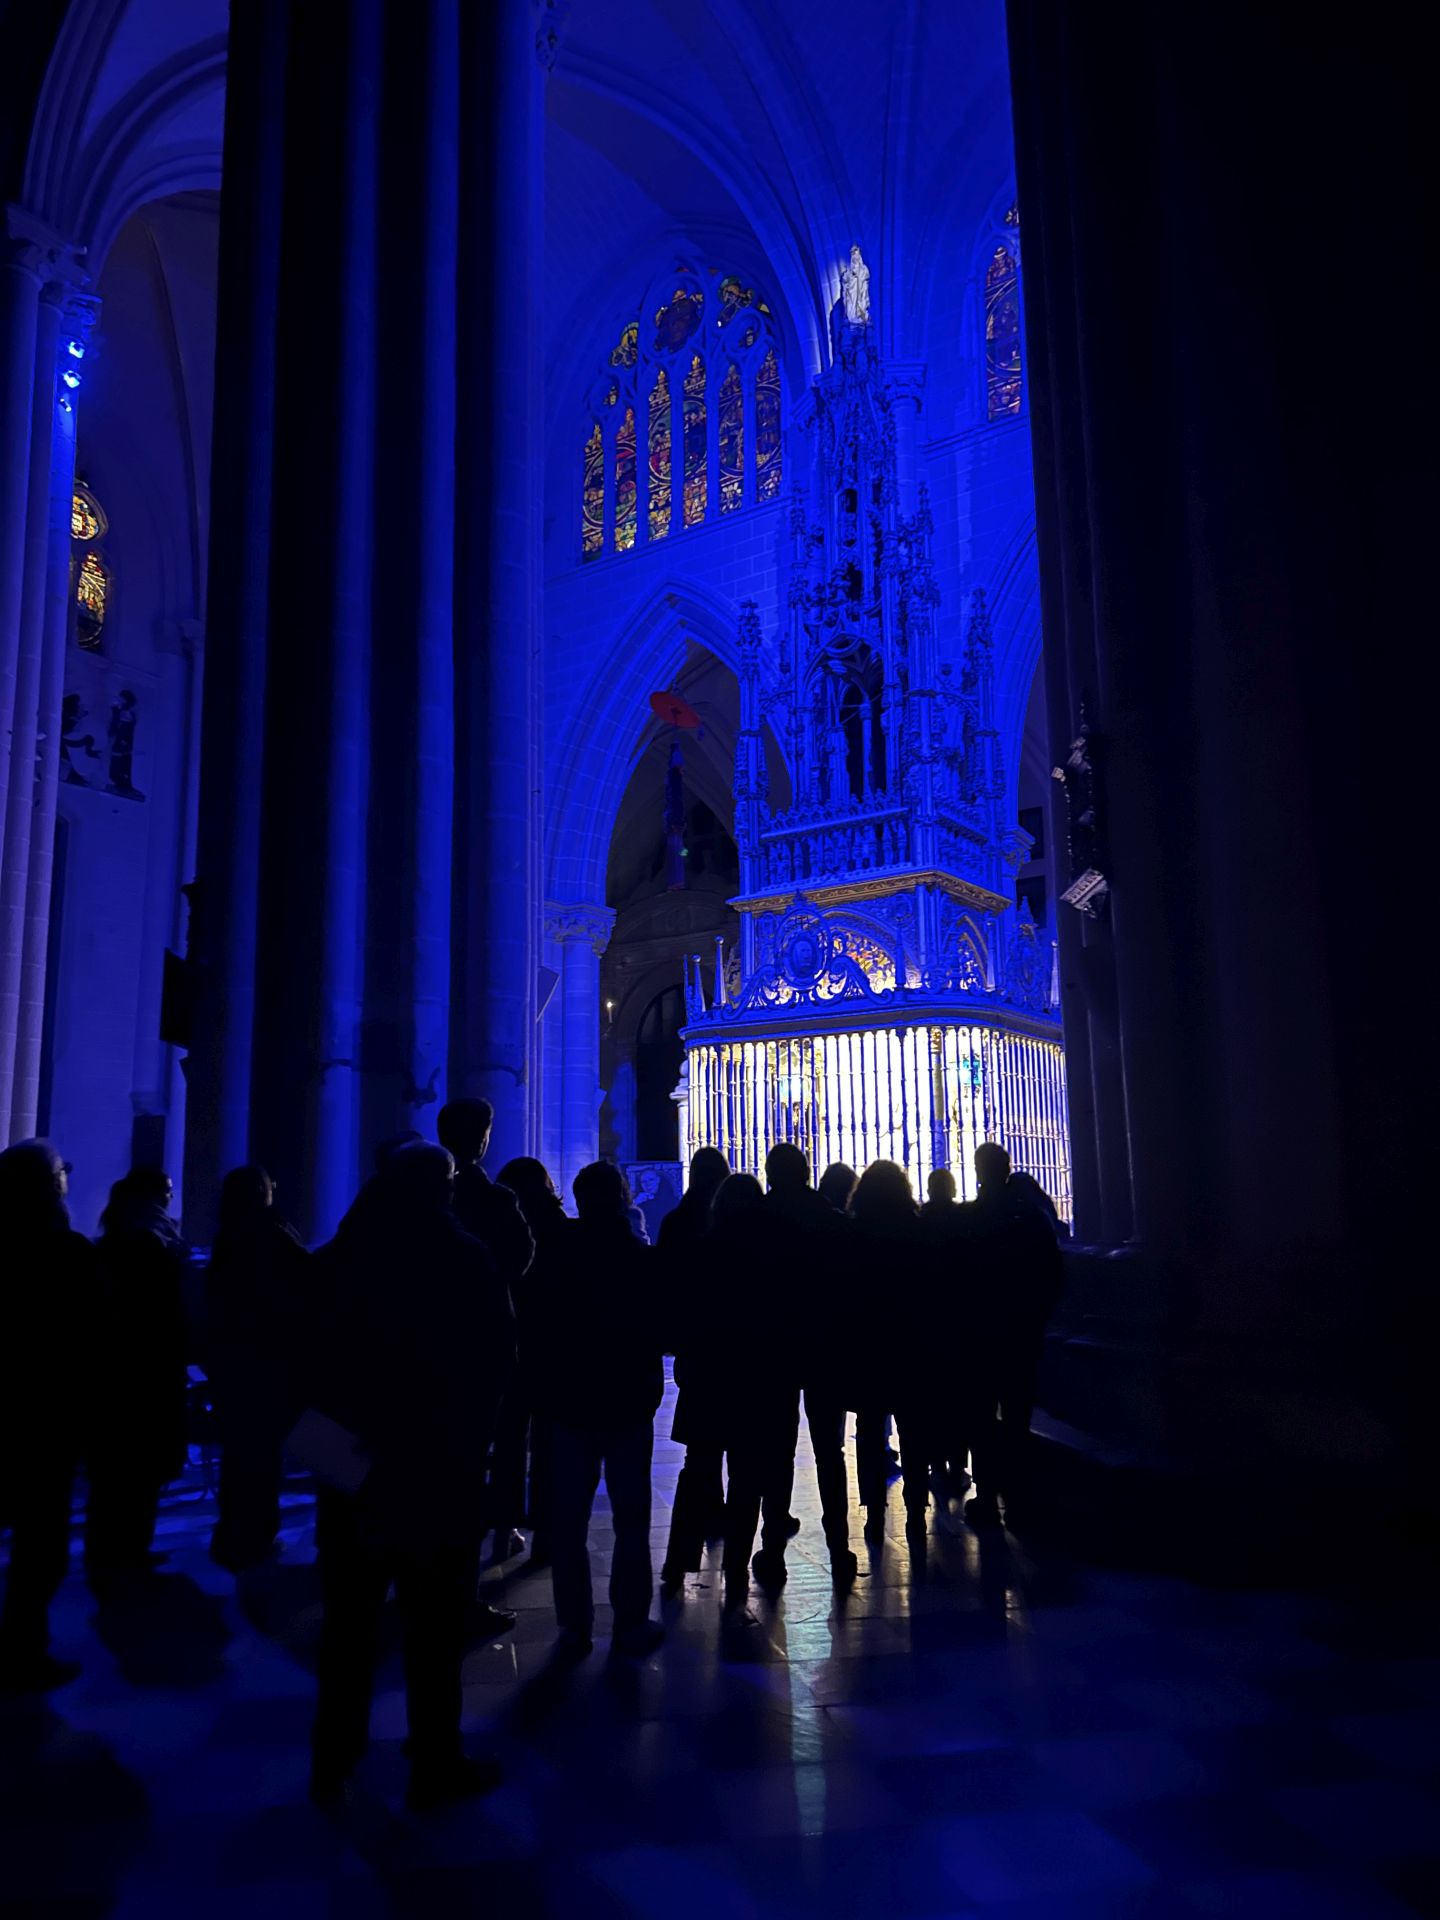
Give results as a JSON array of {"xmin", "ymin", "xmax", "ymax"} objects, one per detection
[
  {"xmin": 71, "ymin": 481, "xmax": 109, "ymax": 648},
  {"xmin": 581, "ymin": 262, "xmax": 783, "ymax": 558},
  {"xmin": 984, "ymin": 205, "xmax": 1023, "ymax": 421}
]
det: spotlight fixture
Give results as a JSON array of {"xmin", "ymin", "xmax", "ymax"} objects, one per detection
[
  {"xmin": 61, "ymin": 368, "xmax": 81, "ymax": 389},
  {"xmin": 65, "ymin": 339, "xmax": 86, "ymax": 360}
]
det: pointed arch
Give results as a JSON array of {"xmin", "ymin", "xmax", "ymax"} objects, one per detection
[{"xmin": 545, "ymin": 579, "xmax": 748, "ymax": 910}]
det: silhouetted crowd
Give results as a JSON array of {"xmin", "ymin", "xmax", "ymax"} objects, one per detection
[{"xmin": 0, "ymin": 1107, "xmax": 1063, "ymax": 1812}]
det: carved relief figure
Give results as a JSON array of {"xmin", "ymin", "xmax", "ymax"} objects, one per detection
[
  {"xmin": 60, "ymin": 692, "xmax": 100, "ymax": 785},
  {"xmin": 106, "ymin": 689, "xmax": 144, "ymax": 800},
  {"xmin": 841, "ymin": 244, "xmax": 870, "ymax": 327}
]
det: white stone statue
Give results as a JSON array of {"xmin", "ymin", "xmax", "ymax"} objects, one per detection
[{"xmin": 841, "ymin": 243, "xmax": 870, "ymax": 326}]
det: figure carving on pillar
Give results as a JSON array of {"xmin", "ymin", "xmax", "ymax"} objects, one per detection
[
  {"xmin": 841, "ymin": 244, "xmax": 871, "ymax": 327},
  {"xmin": 1053, "ymin": 702, "xmax": 1108, "ymax": 916},
  {"xmin": 105, "ymin": 689, "xmax": 144, "ymax": 800},
  {"xmin": 60, "ymin": 692, "xmax": 100, "ymax": 784}
]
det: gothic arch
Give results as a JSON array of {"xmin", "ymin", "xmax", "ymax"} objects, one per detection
[
  {"xmin": 23, "ymin": 10, "xmax": 226, "ymax": 267},
  {"xmin": 981, "ymin": 514, "xmax": 1044, "ymax": 810},
  {"xmin": 554, "ymin": 50, "xmax": 833, "ymax": 376},
  {"xmin": 544, "ymin": 578, "xmax": 743, "ymax": 911}
]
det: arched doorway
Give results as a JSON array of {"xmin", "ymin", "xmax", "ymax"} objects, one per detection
[{"xmin": 598, "ymin": 644, "xmax": 741, "ymax": 1180}]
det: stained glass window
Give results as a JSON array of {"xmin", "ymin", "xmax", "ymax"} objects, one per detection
[
  {"xmin": 71, "ymin": 482, "xmax": 109, "ymax": 647},
  {"xmin": 756, "ymin": 348, "xmax": 782, "ymax": 501},
  {"xmin": 985, "ymin": 243, "xmax": 1022, "ymax": 420},
  {"xmin": 648, "ymin": 369, "xmax": 671, "ymax": 540},
  {"xmin": 654, "ymin": 288, "xmax": 703, "ymax": 355},
  {"xmin": 682, "ymin": 355, "xmax": 706, "ymax": 526},
  {"xmin": 718, "ymin": 363, "xmax": 744, "ymax": 513},
  {"xmin": 717, "ymin": 276, "xmax": 754, "ymax": 327},
  {"xmin": 76, "ymin": 551, "xmax": 108, "ymax": 645},
  {"xmin": 614, "ymin": 408, "xmax": 637, "ymax": 551},
  {"xmin": 582, "ymin": 422, "xmax": 604, "ymax": 559},
  {"xmin": 582, "ymin": 266, "xmax": 782, "ymax": 557}
]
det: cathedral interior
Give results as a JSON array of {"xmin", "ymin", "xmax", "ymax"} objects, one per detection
[{"xmin": 0, "ymin": 0, "xmax": 1433, "ymax": 1912}]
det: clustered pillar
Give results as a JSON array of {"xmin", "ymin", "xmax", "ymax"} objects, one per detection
[
  {"xmin": 1006, "ymin": 0, "xmax": 1426, "ymax": 1490},
  {"xmin": 0, "ymin": 208, "xmax": 94, "ymax": 1145},
  {"xmin": 185, "ymin": 0, "xmax": 549, "ymax": 1241},
  {"xmin": 544, "ymin": 902, "xmax": 616, "ymax": 1207}
]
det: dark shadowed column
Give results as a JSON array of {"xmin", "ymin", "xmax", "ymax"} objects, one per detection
[
  {"xmin": 183, "ymin": 0, "xmax": 288, "ymax": 1227},
  {"xmin": 450, "ymin": 0, "xmax": 548, "ymax": 1171},
  {"xmin": 1006, "ymin": 0, "xmax": 1428, "ymax": 1492},
  {"xmin": 188, "ymin": 0, "xmax": 500, "ymax": 1241}
]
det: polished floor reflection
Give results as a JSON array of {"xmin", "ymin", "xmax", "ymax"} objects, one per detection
[{"xmin": 2, "ymin": 1373, "xmax": 1437, "ymax": 1916}]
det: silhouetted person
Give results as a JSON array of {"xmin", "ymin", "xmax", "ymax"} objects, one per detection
[
  {"xmin": 308, "ymin": 1142, "xmax": 514, "ymax": 1810},
  {"xmin": 329, "ymin": 1131, "xmax": 424, "ymax": 1250},
  {"xmin": 530, "ymin": 1162, "xmax": 665, "ymax": 1662},
  {"xmin": 84, "ymin": 1167, "xmax": 190, "ymax": 1591},
  {"xmin": 959, "ymin": 1143, "xmax": 1064, "ymax": 1529},
  {"xmin": 1005, "ymin": 1167, "xmax": 1068, "ymax": 1240},
  {"xmin": 660, "ymin": 1147, "xmax": 730, "ymax": 1588},
  {"xmin": 817, "ymin": 1162, "xmax": 858, "ymax": 1214},
  {"xmin": 206, "ymin": 1165, "xmax": 310, "ymax": 1572},
  {"xmin": 708, "ymin": 1173, "xmax": 805, "ymax": 1614},
  {"xmin": 0, "ymin": 1142, "xmax": 98, "ymax": 1691},
  {"xmin": 920, "ymin": 1165, "xmax": 974, "ymax": 1494},
  {"xmin": 731, "ymin": 1143, "xmax": 858, "ymax": 1594},
  {"xmin": 437, "ymin": 1099, "xmax": 533, "ymax": 1286},
  {"xmin": 921, "ymin": 1167, "xmax": 959, "ymax": 1223},
  {"xmin": 851, "ymin": 1160, "xmax": 936, "ymax": 1537},
  {"xmin": 437, "ymin": 1100, "xmax": 533, "ymax": 1574},
  {"xmin": 495, "ymin": 1156, "xmax": 569, "ymax": 1568}
]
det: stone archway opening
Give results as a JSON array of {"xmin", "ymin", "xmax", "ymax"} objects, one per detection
[{"xmin": 598, "ymin": 643, "xmax": 743, "ymax": 1198}]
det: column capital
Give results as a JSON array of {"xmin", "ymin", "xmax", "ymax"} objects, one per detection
[
  {"xmin": 888, "ymin": 361, "xmax": 927, "ymax": 410},
  {"xmin": 534, "ymin": 0, "xmax": 567, "ymax": 71},
  {"xmin": 545, "ymin": 899, "xmax": 615, "ymax": 955},
  {"xmin": 5, "ymin": 205, "xmax": 87, "ymax": 290}
]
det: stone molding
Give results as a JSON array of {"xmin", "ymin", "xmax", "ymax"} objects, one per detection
[
  {"xmin": 5, "ymin": 204, "xmax": 86, "ymax": 290},
  {"xmin": 544, "ymin": 900, "xmax": 615, "ymax": 955}
]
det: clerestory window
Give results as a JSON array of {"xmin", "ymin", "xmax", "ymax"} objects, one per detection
[{"xmin": 581, "ymin": 263, "xmax": 783, "ymax": 560}]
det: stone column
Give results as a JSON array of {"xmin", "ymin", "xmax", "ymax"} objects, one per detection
[
  {"xmin": 0, "ymin": 255, "xmax": 85, "ymax": 1141},
  {"xmin": 182, "ymin": 0, "xmax": 288, "ymax": 1227},
  {"xmin": 449, "ymin": 0, "xmax": 550, "ymax": 1172},
  {"xmin": 544, "ymin": 901, "xmax": 614, "ymax": 1204},
  {"xmin": 1006, "ymin": 0, "xmax": 1429, "ymax": 1513},
  {"xmin": 10, "ymin": 292, "xmax": 98, "ymax": 1140},
  {"xmin": 0, "ymin": 213, "xmax": 45, "ymax": 870},
  {"xmin": 187, "ymin": 0, "xmax": 529, "ymax": 1241}
]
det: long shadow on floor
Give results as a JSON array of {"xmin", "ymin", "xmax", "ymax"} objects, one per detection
[
  {"xmin": 92, "ymin": 1572, "xmax": 232, "ymax": 1689},
  {"xmin": 0, "ymin": 1699, "xmax": 150, "ymax": 1913},
  {"xmin": 234, "ymin": 1557, "xmax": 325, "ymax": 1671}
]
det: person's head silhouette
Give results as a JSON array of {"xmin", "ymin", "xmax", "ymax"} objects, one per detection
[
  {"xmin": 573, "ymin": 1159, "xmax": 630, "ymax": 1221},
  {"xmin": 374, "ymin": 1130, "xmax": 422, "ymax": 1173},
  {"xmin": 713, "ymin": 1171, "xmax": 764, "ymax": 1224},
  {"xmin": 383, "ymin": 1140, "xmax": 456, "ymax": 1213},
  {"xmin": 218, "ymin": 1163, "xmax": 274, "ymax": 1234},
  {"xmin": 852, "ymin": 1159, "xmax": 917, "ymax": 1226},
  {"xmin": 974, "ymin": 1141, "xmax": 1011, "ymax": 1195},
  {"xmin": 496, "ymin": 1156, "xmax": 557, "ymax": 1204},
  {"xmin": 817, "ymin": 1162, "xmax": 858, "ymax": 1213},
  {"xmin": 765, "ymin": 1141, "xmax": 810, "ymax": 1193},
  {"xmin": 686, "ymin": 1146, "xmax": 729, "ymax": 1204},
  {"xmin": 437, "ymin": 1098, "xmax": 494, "ymax": 1168},
  {"xmin": 927, "ymin": 1168, "xmax": 957, "ymax": 1204},
  {"xmin": 0, "ymin": 1139, "xmax": 70, "ymax": 1228}
]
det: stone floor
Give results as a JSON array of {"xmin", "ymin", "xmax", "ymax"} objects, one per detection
[{"xmin": 3, "ymin": 1375, "xmax": 1438, "ymax": 1917}]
